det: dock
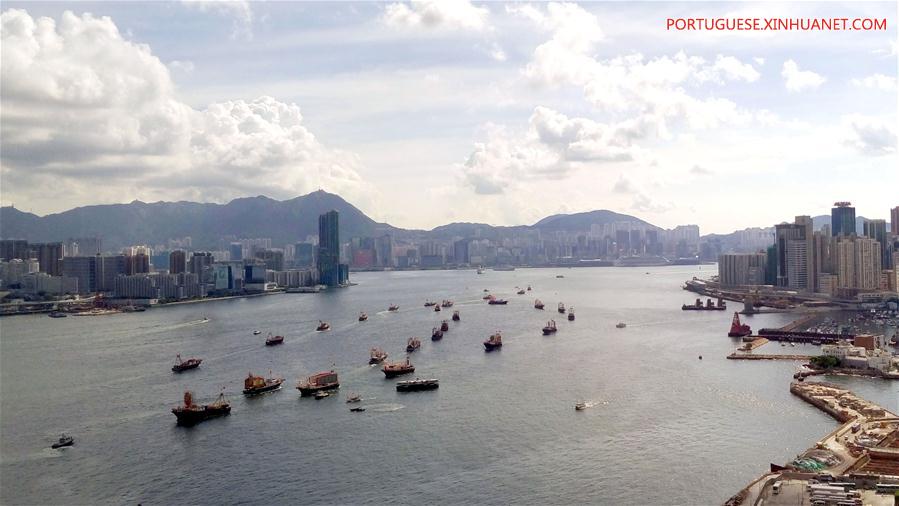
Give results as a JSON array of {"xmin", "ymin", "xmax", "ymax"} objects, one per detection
[{"xmin": 727, "ymin": 353, "xmax": 812, "ymax": 361}]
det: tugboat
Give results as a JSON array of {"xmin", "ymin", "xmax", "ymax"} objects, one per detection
[
  {"xmin": 388, "ymin": 304, "xmax": 399, "ymax": 312},
  {"xmin": 534, "ymin": 299, "xmax": 545, "ymax": 310},
  {"xmin": 488, "ymin": 298, "xmax": 508, "ymax": 305},
  {"xmin": 242, "ymin": 372, "xmax": 284, "ymax": 395},
  {"xmin": 48, "ymin": 311, "xmax": 68, "ymax": 318},
  {"xmin": 616, "ymin": 322, "xmax": 626, "ymax": 329},
  {"xmin": 51, "ymin": 434, "xmax": 74, "ymax": 449},
  {"xmin": 434, "ymin": 304, "xmax": 441, "ymax": 312},
  {"xmin": 567, "ymin": 308, "xmax": 575, "ymax": 321},
  {"xmin": 441, "ymin": 300, "xmax": 454, "ymax": 308},
  {"xmin": 452, "ymin": 310, "xmax": 460, "ymax": 321},
  {"xmin": 171, "ymin": 391, "xmax": 231, "ymax": 426},
  {"xmin": 431, "ymin": 327, "xmax": 444, "ymax": 341},
  {"xmin": 558, "ymin": 302, "xmax": 566, "ymax": 314},
  {"xmin": 382, "ymin": 357, "xmax": 415, "ymax": 378},
  {"xmin": 424, "ymin": 300, "xmax": 437, "ymax": 307},
  {"xmin": 396, "ymin": 378, "xmax": 439, "ymax": 392},
  {"xmin": 369, "ymin": 347, "xmax": 388, "ymax": 364},
  {"xmin": 727, "ymin": 312, "xmax": 751, "ymax": 337},
  {"xmin": 171, "ymin": 354, "xmax": 202, "ymax": 373},
  {"xmin": 406, "ymin": 337, "xmax": 421, "ymax": 352},
  {"xmin": 440, "ymin": 320, "xmax": 449, "ymax": 332},
  {"xmin": 297, "ymin": 370, "xmax": 340, "ymax": 397},
  {"xmin": 316, "ymin": 321, "xmax": 331, "ymax": 331},
  {"xmin": 265, "ymin": 333, "xmax": 284, "ymax": 346},
  {"xmin": 542, "ymin": 320, "xmax": 558, "ymax": 335},
  {"xmin": 681, "ymin": 298, "xmax": 727, "ymax": 311},
  {"xmin": 358, "ymin": 312, "xmax": 368, "ymax": 322},
  {"xmin": 483, "ymin": 332, "xmax": 503, "ymax": 351},
  {"xmin": 346, "ymin": 392, "xmax": 362, "ymax": 403}
]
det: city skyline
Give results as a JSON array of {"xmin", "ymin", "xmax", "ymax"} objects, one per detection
[{"xmin": 1, "ymin": 2, "xmax": 897, "ymax": 234}]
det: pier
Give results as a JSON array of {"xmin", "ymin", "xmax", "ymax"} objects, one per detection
[{"xmin": 726, "ymin": 353, "xmax": 812, "ymax": 361}]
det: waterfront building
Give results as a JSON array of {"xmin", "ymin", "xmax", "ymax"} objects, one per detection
[
  {"xmin": 32, "ymin": 242, "xmax": 63, "ymax": 276},
  {"xmin": 114, "ymin": 274, "xmax": 158, "ymax": 299},
  {"xmin": 62, "ymin": 256, "xmax": 100, "ymax": 294},
  {"xmin": 294, "ymin": 242, "xmax": 315, "ymax": 268},
  {"xmin": 317, "ymin": 210, "xmax": 342, "ymax": 287},
  {"xmin": 188, "ymin": 252, "xmax": 214, "ymax": 282},
  {"xmin": 831, "ymin": 202, "xmax": 856, "ymax": 236},
  {"xmin": 717, "ymin": 253, "xmax": 767, "ymax": 287},
  {"xmin": 0, "ymin": 258, "xmax": 40, "ymax": 287},
  {"xmin": 169, "ymin": 250, "xmax": 187, "ymax": 274},
  {"xmin": 22, "ymin": 272, "xmax": 78, "ymax": 295}
]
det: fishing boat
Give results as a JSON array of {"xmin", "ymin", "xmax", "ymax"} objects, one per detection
[
  {"xmin": 431, "ymin": 327, "xmax": 444, "ymax": 341},
  {"xmin": 350, "ymin": 407, "xmax": 366, "ymax": 412},
  {"xmin": 383, "ymin": 357, "xmax": 415, "ymax": 378},
  {"xmin": 483, "ymin": 293, "xmax": 494, "ymax": 300},
  {"xmin": 567, "ymin": 308, "xmax": 575, "ymax": 321},
  {"xmin": 440, "ymin": 320, "xmax": 449, "ymax": 332},
  {"xmin": 517, "ymin": 289, "xmax": 525, "ymax": 295},
  {"xmin": 314, "ymin": 391, "xmax": 330, "ymax": 400},
  {"xmin": 483, "ymin": 332, "xmax": 503, "ymax": 351},
  {"xmin": 556, "ymin": 275, "xmax": 564, "ymax": 278},
  {"xmin": 369, "ymin": 347, "xmax": 388, "ymax": 364},
  {"xmin": 316, "ymin": 321, "xmax": 331, "ymax": 331},
  {"xmin": 51, "ymin": 434, "xmax": 74, "ymax": 449},
  {"xmin": 358, "ymin": 312, "xmax": 368, "ymax": 322},
  {"xmin": 424, "ymin": 300, "xmax": 436, "ymax": 307},
  {"xmin": 534, "ymin": 299, "xmax": 545, "ymax": 310},
  {"xmin": 406, "ymin": 337, "xmax": 421, "ymax": 352},
  {"xmin": 488, "ymin": 298, "xmax": 508, "ymax": 305},
  {"xmin": 388, "ymin": 304, "xmax": 399, "ymax": 312},
  {"xmin": 452, "ymin": 310, "xmax": 460, "ymax": 321},
  {"xmin": 527, "ymin": 285, "xmax": 532, "ymax": 291},
  {"xmin": 48, "ymin": 311, "xmax": 67, "ymax": 318},
  {"xmin": 242, "ymin": 372, "xmax": 284, "ymax": 395},
  {"xmin": 346, "ymin": 392, "xmax": 362, "ymax": 403},
  {"xmin": 575, "ymin": 401, "xmax": 587, "ymax": 411},
  {"xmin": 171, "ymin": 391, "xmax": 231, "ymax": 426},
  {"xmin": 297, "ymin": 370, "xmax": 340, "ymax": 396},
  {"xmin": 171, "ymin": 354, "xmax": 202, "ymax": 373},
  {"xmin": 396, "ymin": 378, "xmax": 439, "ymax": 392},
  {"xmin": 542, "ymin": 320, "xmax": 557, "ymax": 335},
  {"xmin": 434, "ymin": 305, "xmax": 441, "ymax": 312},
  {"xmin": 616, "ymin": 322, "xmax": 626, "ymax": 329},
  {"xmin": 265, "ymin": 333, "xmax": 284, "ymax": 345},
  {"xmin": 253, "ymin": 330, "xmax": 261, "ymax": 335},
  {"xmin": 441, "ymin": 300, "xmax": 454, "ymax": 308},
  {"xmin": 557, "ymin": 302, "xmax": 566, "ymax": 314}
]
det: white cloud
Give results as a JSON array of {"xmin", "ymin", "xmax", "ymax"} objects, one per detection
[
  {"xmin": 690, "ymin": 165, "xmax": 713, "ymax": 175},
  {"xmin": 0, "ymin": 9, "xmax": 375, "ymax": 213},
  {"xmin": 169, "ymin": 60, "xmax": 195, "ymax": 73},
  {"xmin": 182, "ymin": 0, "xmax": 253, "ymax": 40},
  {"xmin": 383, "ymin": 0, "xmax": 490, "ymax": 31},
  {"xmin": 842, "ymin": 115, "xmax": 897, "ymax": 156},
  {"xmin": 781, "ymin": 59, "xmax": 825, "ymax": 92},
  {"xmin": 850, "ymin": 73, "xmax": 897, "ymax": 92},
  {"xmin": 753, "ymin": 57, "xmax": 765, "ymax": 66}
]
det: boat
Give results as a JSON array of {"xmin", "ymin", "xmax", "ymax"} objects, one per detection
[
  {"xmin": 575, "ymin": 401, "xmax": 587, "ymax": 411},
  {"xmin": 483, "ymin": 332, "xmax": 503, "ymax": 351},
  {"xmin": 452, "ymin": 310, "xmax": 460, "ymax": 321},
  {"xmin": 727, "ymin": 312, "xmax": 751, "ymax": 337},
  {"xmin": 441, "ymin": 300, "xmax": 454, "ymax": 308},
  {"xmin": 314, "ymin": 391, "xmax": 330, "ymax": 400},
  {"xmin": 488, "ymin": 298, "xmax": 508, "ymax": 305},
  {"xmin": 483, "ymin": 293, "xmax": 494, "ymax": 300},
  {"xmin": 616, "ymin": 322, "xmax": 626, "ymax": 329},
  {"xmin": 297, "ymin": 370, "xmax": 340, "ymax": 396},
  {"xmin": 440, "ymin": 320, "xmax": 449, "ymax": 332},
  {"xmin": 406, "ymin": 337, "xmax": 421, "ymax": 352},
  {"xmin": 790, "ymin": 342, "xmax": 796, "ymax": 347},
  {"xmin": 431, "ymin": 327, "xmax": 444, "ymax": 341},
  {"xmin": 476, "ymin": 267, "xmax": 485, "ymax": 274},
  {"xmin": 346, "ymin": 392, "xmax": 362, "ymax": 403},
  {"xmin": 558, "ymin": 302, "xmax": 566, "ymax": 314},
  {"xmin": 434, "ymin": 305, "xmax": 441, "ymax": 312},
  {"xmin": 253, "ymin": 330, "xmax": 261, "ymax": 335},
  {"xmin": 265, "ymin": 333, "xmax": 284, "ymax": 346},
  {"xmin": 681, "ymin": 298, "xmax": 727, "ymax": 311},
  {"xmin": 517, "ymin": 289, "xmax": 525, "ymax": 295},
  {"xmin": 316, "ymin": 321, "xmax": 331, "ymax": 331},
  {"xmin": 382, "ymin": 357, "xmax": 415, "ymax": 378},
  {"xmin": 388, "ymin": 304, "xmax": 399, "ymax": 312},
  {"xmin": 556, "ymin": 275, "xmax": 564, "ymax": 278},
  {"xmin": 424, "ymin": 300, "xmax": 436, "ymax": 307},
  {"xmin": 350, "ymin": 407, "xmax": 366, "ymax": 412},
  {"xmin": 201, "ymin": 316, "xmax": 209, "ymax": 323},
  {"xmin": 396, "ymin": 378, "xmax": 439, "ymax": 392},
  {"xmin": 534, "ymin": 299, "xmax": 545, "ymax": 310},
  {"xmin": 698, "ymin": 355, "xmax": 703, "ymax": 360},
  {"xmin": 358, "ymin": 312, "xmax": 368, "ymax": 322},
  {"xmin": 51, "ymin": 434, "xmax": 74, "ymax": 449},
  {"xmin": 542, "ymin": 320, "xmax": 558, "ymax": 335},
  {"xmin": 171, "ymin": 354, "xmax": 202, "ymax": 373},
  {"xmin": 567, "ymin": 308, "xmax": 575, "ymax": 321},
  {"xmin": 242, "ymin": 372, "xmax": 284, "ymax": 395},
  {"xmin": 369, "ymin": 347, "xmax": 388, "ymax": 364},
  {"xmin": 48, "ymin": 311, "xmax": 67, "ymax": 318},
  {"xmin": 171, "ymin": 391, "xmax": 231, "ymax": 426},
  {"xmin": 527, "ymin": 285, "xmax": 532, "ymax": 291}
]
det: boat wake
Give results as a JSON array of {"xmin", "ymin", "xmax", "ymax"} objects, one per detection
[{"xmin": 363, "ymin": 403, "xmax": 404, "ymax": 412}]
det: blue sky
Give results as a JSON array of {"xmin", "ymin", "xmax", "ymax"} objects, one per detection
[{"xmin": 1, "ymin": 1, "xmax": 896, "ymax": 233}]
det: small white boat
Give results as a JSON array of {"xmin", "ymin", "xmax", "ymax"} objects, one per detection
[{"xmin": 253, "ymin": 330, "xmax": 261, "ymax": 335}]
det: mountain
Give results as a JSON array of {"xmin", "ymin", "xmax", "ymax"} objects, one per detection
[
  {"xmin": 533, "ymin": 210, "xmax": 654, "ymax": 232},
  {"xmin": 0, "ymin": 191, "xmax": 393, "ymax": 251}
]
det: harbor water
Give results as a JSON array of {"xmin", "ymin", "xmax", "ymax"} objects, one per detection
[{"xmin": 2, "ymin": 267, "xmax": 897, "ymax": 504}]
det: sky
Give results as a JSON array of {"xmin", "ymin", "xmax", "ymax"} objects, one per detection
[{"xmin": 1, "ymin": 1, "xmax": 897, "ymax": 234}]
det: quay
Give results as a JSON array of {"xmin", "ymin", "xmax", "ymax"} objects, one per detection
[
  {"xmin": 727, "ymin": 353, "xmax": 812, "ymax": 361},
  {"xmin": 727, "ymin": 382, "xmax": 899, "ymax": 506}
]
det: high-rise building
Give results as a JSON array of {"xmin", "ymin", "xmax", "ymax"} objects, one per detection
[
  {"xmin": 229, "ymin": 242, "xmax": 243, "ymax": 262},
  {"xmin": 317, "ymin": 210, "xmax": 342, "ymax": 286},
  {"xmin": 453, "ymin": 239, "xmax": 470, "ymax": 265},
  {"xmin": 835, "ymin": 235, "xmax": 882, "ymax": 291},
  {"xmin": 718, "ymin": 253, "xmax": 767, "ymax": 286},
  {"xmin": 831, "ymin": 202, "xmax": 856, "ymax": 237},
  {"xmin": 775, "ymin": 216, "xmax": 814, "ymax": 291},
  {"xmin": 863, "ymin": 219, "xmax": 889, "ymax": 269},
  {"xmin": 169, "ymin": 250, "xmax": 187, "ymax": 274},
  {"xmin": 376, "ymin": 234, "xmax": 394, "ymax": 268},
  {"xmin": 0, "ymin": 239, "xmax": 29, "ymax": 261},
  {"xmin": 189, "ymin": 252, "xmax": 214, "ymax": 282},
  {"xmin": 255, "ymin": 249, "xmax": 285, "ymax": 271},
  {"xmin": 62, "ymin": 256, "xmax": 101, "ymax": 294},
  {"xmin": 295, "ymin": 242, "xmax": 315, "ymax": 268},
  {"xmin": 891, "ymin": 206, "xmax": 898, "ymax": 236},
  {"xmin": 32, "ymin": 242, "xmax": 63, "ymax": 276}
]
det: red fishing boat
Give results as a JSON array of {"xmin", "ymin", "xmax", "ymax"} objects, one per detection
[
  {"xmin": 382, "ymin": 357, "xmax": 415, "ymax": 378},
  {"xmin": 171, "ymin": 354, "xmax": 202, "ymax": 372},
  {"xmin": 440, "ymin": 320, "xmax": 449, "ymax": 332},
  {"xmin": 483, "ymin": 332, "xmax": 503, "ymax": 351},
  {"xmin": 242, "ymin": 372, "xmax": 284, "ymax": 395},
  {"xmin": 296, "ymin": 370, "xmax": 340, "ymax": 396},
  {"xmin": 406, "ymin": 337, "xmax": 421, "ymax": 352},
  {"xmin": 369, "ymin": 347, "xmax": 388, "ymax": 364},
  {"xmin": 265, "ymin": 333, "xmax": 284, "ymax": 346},
  {"xmin": 534, "ymin": 299, "xmax": 545, "ymax": 310},
  {"xmin": 172, "ymin": 391, "xmax": 231, "ymax": 426},
  {"xmin": 441, "ymin": 300, "xmax": 454, "ymax": 308},
  {"xmin": 542, "ymin": 320, "xmax": 557, "ymax": 335},
  {"xmin": 452, "ymin": 310, "xmax": 460, "ymax": 321},
  {"xmin": 431, "ymin": 327, "xmax": 444, "ymax": 341}
]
